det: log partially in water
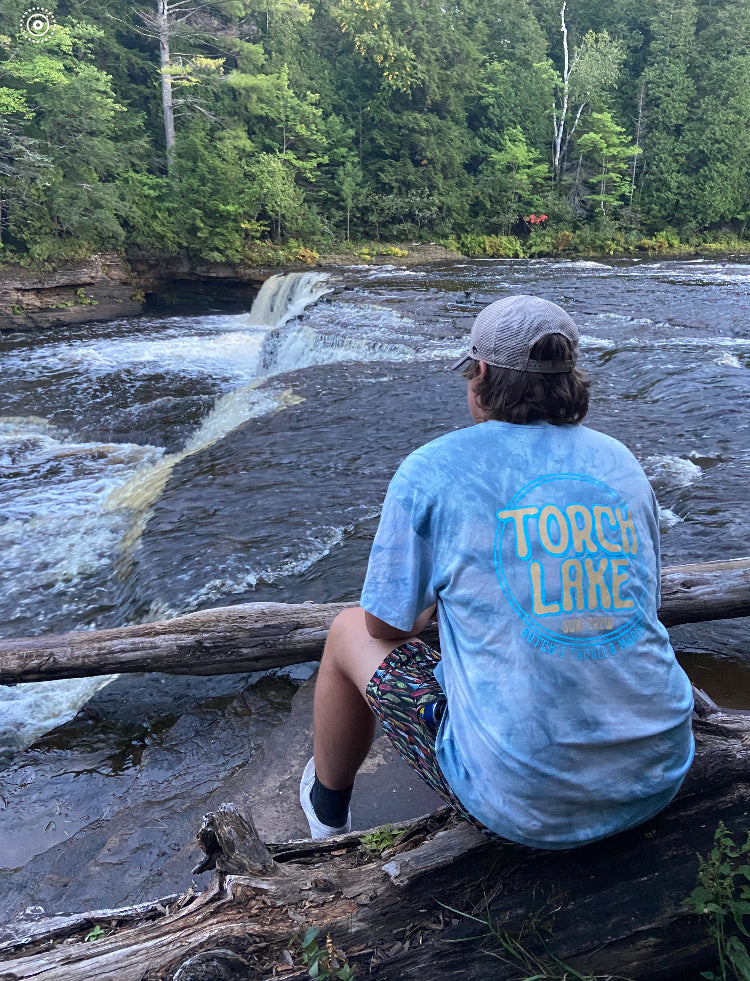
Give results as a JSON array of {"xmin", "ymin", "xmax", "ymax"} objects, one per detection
[
  {"xmin": 0, "ymin": 689, "xmax": 747, "ymax": 981},
  {"xmin": 0, "ymin": 557, "xmax": 749, "ymax": 686}
]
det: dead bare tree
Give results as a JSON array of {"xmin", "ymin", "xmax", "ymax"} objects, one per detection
[
  {"xmin": 131, "ymin": 0, "xmax": 230, "ymax": 168},
  {"xmin": 551, "ymin": 2, "xmax": 624, "ymax": 181}
]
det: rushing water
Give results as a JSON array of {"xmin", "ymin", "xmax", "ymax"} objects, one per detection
[{"xmin": 1, "ymin": 258, "xmax": 749, "ymax": 918}]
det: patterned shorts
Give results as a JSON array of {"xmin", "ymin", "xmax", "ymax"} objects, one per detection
[{"xmin": 364, "ymin": 638, "xmax": 492, "ymax": 834}]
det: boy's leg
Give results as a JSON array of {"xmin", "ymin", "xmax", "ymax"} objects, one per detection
[
  {"xmin": 312, "ymin": 606, "xmax": 406, "ymax": 791},
  {"xmin": 307, "ymin": 606, "xmax": 494, "ymax": 838}
]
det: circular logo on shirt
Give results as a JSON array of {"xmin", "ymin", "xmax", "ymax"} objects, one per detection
[{"xmin": 494, "ymin": 474, "xmax": 645, "ymax": 654}]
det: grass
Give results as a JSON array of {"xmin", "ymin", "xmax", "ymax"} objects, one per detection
[{"xmin": 438, "ymin": 899, "xmax": 631, "ymax": 981}]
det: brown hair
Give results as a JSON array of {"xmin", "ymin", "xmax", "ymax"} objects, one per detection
[{"xmin": 463, "ymin": 334, "xmax": 589, "ymax": 425}]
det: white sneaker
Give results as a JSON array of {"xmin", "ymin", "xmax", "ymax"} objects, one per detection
[{"xmin": 299, "ymin": 757, "xmax": 352, "ymax": 839}]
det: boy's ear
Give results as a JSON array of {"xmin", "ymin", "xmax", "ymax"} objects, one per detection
[{"xmin": 477, "ymin": 359, "xmax": 488, "ymax": 378}]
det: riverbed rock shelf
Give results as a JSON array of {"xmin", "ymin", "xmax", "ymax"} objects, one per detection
[{"xmin": 0, "ymin": 254, "xmax": 271, "ymax": 330}]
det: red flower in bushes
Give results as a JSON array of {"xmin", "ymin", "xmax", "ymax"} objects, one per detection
[{"xmin": 524, "ymin": 214, "xmax": 548, "ymax": 225}]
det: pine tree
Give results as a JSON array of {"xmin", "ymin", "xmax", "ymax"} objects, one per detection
[
  {"xmin": 638, "ymin": 0, "xmax": 697, "ymax": 223},
  {"xmin": 681, "ymin": 0, "xmax": 750, "ymax": 226},
  {"xmin": 575, "ymin": 109, "xmax": 640, "ymax": 216}
]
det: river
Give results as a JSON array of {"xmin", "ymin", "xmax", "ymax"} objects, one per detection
[{"xmin": 1, "ymin": 257, "xmax": 749, "ymax": 919}]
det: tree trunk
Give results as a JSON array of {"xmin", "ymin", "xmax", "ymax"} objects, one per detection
[
  {"xmin": 158, "ymin": 0, "xmax": 176, "ymax": 169},
  {"xmin": 0, "ymin": 557, "xmax": 748, "ymax": 687},
  {"xmin": 0, "ymin": 690, "xmax": 745, "ymax": 981},
  {"xmin": 630, "ymin": 79, "xmax": 645, "ymax": 207},
  {"xmin": 552, "ymin": 2, "xmax": 569, "ymax": 181}
]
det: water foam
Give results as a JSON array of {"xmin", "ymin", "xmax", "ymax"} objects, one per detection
[
  {"xmin": 105, "ymin": 382, "xmax": 303, "ymax": 562},
  {"xmin": 0, "ymin": 418, "xmax": 159, "ymax": 756},
  {"xmin": 715, "ymin": 352, "xmax": 744, "ymax": 369},
  {"xmin": 608, "ymin": 260, "xmax": 750, "ymax": 286},
  {"xmin": 260, "ymin": 324, "xmax": 418, "ymax": 374},
  {"xmin": 1, "ymin": 273, "xmax": 335, "ymax": 754},
  {"xmin": 579, "ymin": 333, "xmax": 616, "ymax": 350},
  {"xmin": 0, "ymin": 676, "xmax": 117, "ymax": 760},
  {"xmin": 106, "ymin": 272, "xmax": 333, "ymax": 564},
  {"xmin": 0, "ymin": 417, "xmax": 163, "ymax": 604},
  {"xmin": 644, "ymin": 454, "xmax": 703, "ymax": 489},
  {"xmin": 658, "ymin": 507, "xmax": 682, "ymax": 532},
  {"xmin": 29, "ymin": 328, "xmax": 268, "ymax": 383}
]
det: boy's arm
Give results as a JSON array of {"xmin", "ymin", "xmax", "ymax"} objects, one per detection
[{"xmin": 364, "ymin": 604, "xmax": 437, "ymax": 641}]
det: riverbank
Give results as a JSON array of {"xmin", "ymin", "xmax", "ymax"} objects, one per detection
[
  {"xmin": 0, "ymin": 253, "xmax": 274, "ymax": 331},
  {"xmin": 2, "ymin": 238, "xmax": 749, "ymax": 331},
  {"xmin": 0, "ymin": 245, "xmax": 463, "ymax": 331}
]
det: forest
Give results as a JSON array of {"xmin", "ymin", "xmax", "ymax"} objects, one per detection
[{"xmin": 1, "ymin": 0, "xmax": 750, "ymax": 265}]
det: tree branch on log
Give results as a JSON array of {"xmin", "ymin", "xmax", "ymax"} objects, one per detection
[
  {"xmin": 0, "ymin": 557, "xmax": 748, "ymax": 686},
  {"xmin": 0, "ymin": 690, "xmax": 748, "ymax": 981}
]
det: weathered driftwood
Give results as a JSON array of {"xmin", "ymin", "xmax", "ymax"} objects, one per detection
[
  {"xmin": 659, "ymin": 556, "xmax": 750, "ymax": 627},
  {"xmin": 1, "ymin": 557, "xmax": 749, "ymax": 686},
  {"xmin": 0, "ymin": 689, "xmax": 747, "ymax": 981}
]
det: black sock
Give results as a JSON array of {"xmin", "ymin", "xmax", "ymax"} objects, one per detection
[{"xmin": 311, "ymin": 774, "xmax": 353, "ymax": 827}]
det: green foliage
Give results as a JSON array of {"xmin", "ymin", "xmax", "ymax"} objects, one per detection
[
  {"xmin": 334, "ymin": 0, "xmax": 418, "ymax": 92},
  {"xmin": 575, "ymin": 111, "xmax": 641, "ymax": 215},
  {"xmin": 638, "ymin": 0, "xmax": 697, "ymax": 220},
  {"xmin": 525, "ymin": 228, "xmax": 575, "ymax": 256},
  {"xmin": 450, "ymin": 234, "xmax": 525, "ymax": 259},
  {"xmin": 115, "ymin": 172, "xmax": 182, "ymax": 255},
  {"xmin": 359, "ymin": 824, "xmax": 407, "ymax": 856},
  {"xmin": 74, "ymin": 287, "xmax": 98, "ymax": 306},
  {"xmin": 0, "ymin": 0, "xmax": 749, "ymax": 261},
  {"xmin": 375, "ymin": 245, "xmax": 407, "ymax": 256},
  {"xmin": 84, "ymin": 924, "xmax": 105, "ymax": 942},
  {"xmin": 637, "ymin": 228, "xmax": 683, "ymax": 252},
  {"xmin": 297, "ymin": 927, "xmax": 355, "ymax": 980},
  {"xmin": 568, "ymin": 31, "xmax": 625, "ymax": 109},
  {"xmin": 244, "ymin": 239, "xmax": 320, "ymax": 267},
  {"xmin": 688, "ymin": 822, "xmax": 750, "ymax": 981},
  {"xmin": 478, "ymin": 126, "xmax": 550, "ymax": 233}
]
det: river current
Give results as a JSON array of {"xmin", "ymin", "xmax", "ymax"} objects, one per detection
[{"xmin": 1, "ymin": 257, "xmax": 749, "ymax": 918}]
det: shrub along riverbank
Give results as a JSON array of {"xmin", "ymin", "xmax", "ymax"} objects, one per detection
[{"xmin": 4, "ymin": 225, "xmax": 749, "ymax": 281}]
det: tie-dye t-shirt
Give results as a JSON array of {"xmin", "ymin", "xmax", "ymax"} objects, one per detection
[{"xmin": 360, "ymin": 420, "xmax": 694, "ymax": 849}]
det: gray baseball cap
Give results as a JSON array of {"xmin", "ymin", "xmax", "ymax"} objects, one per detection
[{"xmin": 451, "ymin": 294, "xmax": 579, "ymax": 373}]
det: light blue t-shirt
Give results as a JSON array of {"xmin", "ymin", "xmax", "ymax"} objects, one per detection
[{"xmin": 360, "ymin": 421, "xmax": 694, "ymax": 849}]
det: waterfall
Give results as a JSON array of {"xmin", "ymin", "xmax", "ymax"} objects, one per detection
[
  {"xmin": 243, "ymin": 271, "xmax": 331, "ymax": 328},
  {"xmin": 105, "ymin": 272, "xmax": 331, "ymax": 567}
]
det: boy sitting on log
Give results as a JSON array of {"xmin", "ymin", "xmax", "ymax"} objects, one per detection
[{"xmin": 300, "ymin": 295, "xmax": 694, "ymax": 847}]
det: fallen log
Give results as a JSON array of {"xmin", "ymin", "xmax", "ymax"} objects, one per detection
[
  {"xmin": 1, "ymin": 557, "xmax": 749, "ymax": 686},
  {"xmin": 659, "ymin": 555, "xmax": 750, "ymax": 627},
  {"xmin": 0, "ymin": 689, "xmax": 746, "ymax": 981}
]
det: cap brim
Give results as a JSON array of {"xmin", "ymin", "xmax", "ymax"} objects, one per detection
[{"xmin": 450, "ymin": 353, "xmax": 472, "ymax": 371}]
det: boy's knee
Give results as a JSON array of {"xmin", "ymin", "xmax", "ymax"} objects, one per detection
[
  {"xmin": 328, "ymin": 606, "xmax": 367, "ymax": 641},
  {"xmin": 324, "ymin": 606, "xmax": 367, "ymax": 660},
  {"xmin": 324, "ymin": 607, "xmax": 392, "ymax": 694}
]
